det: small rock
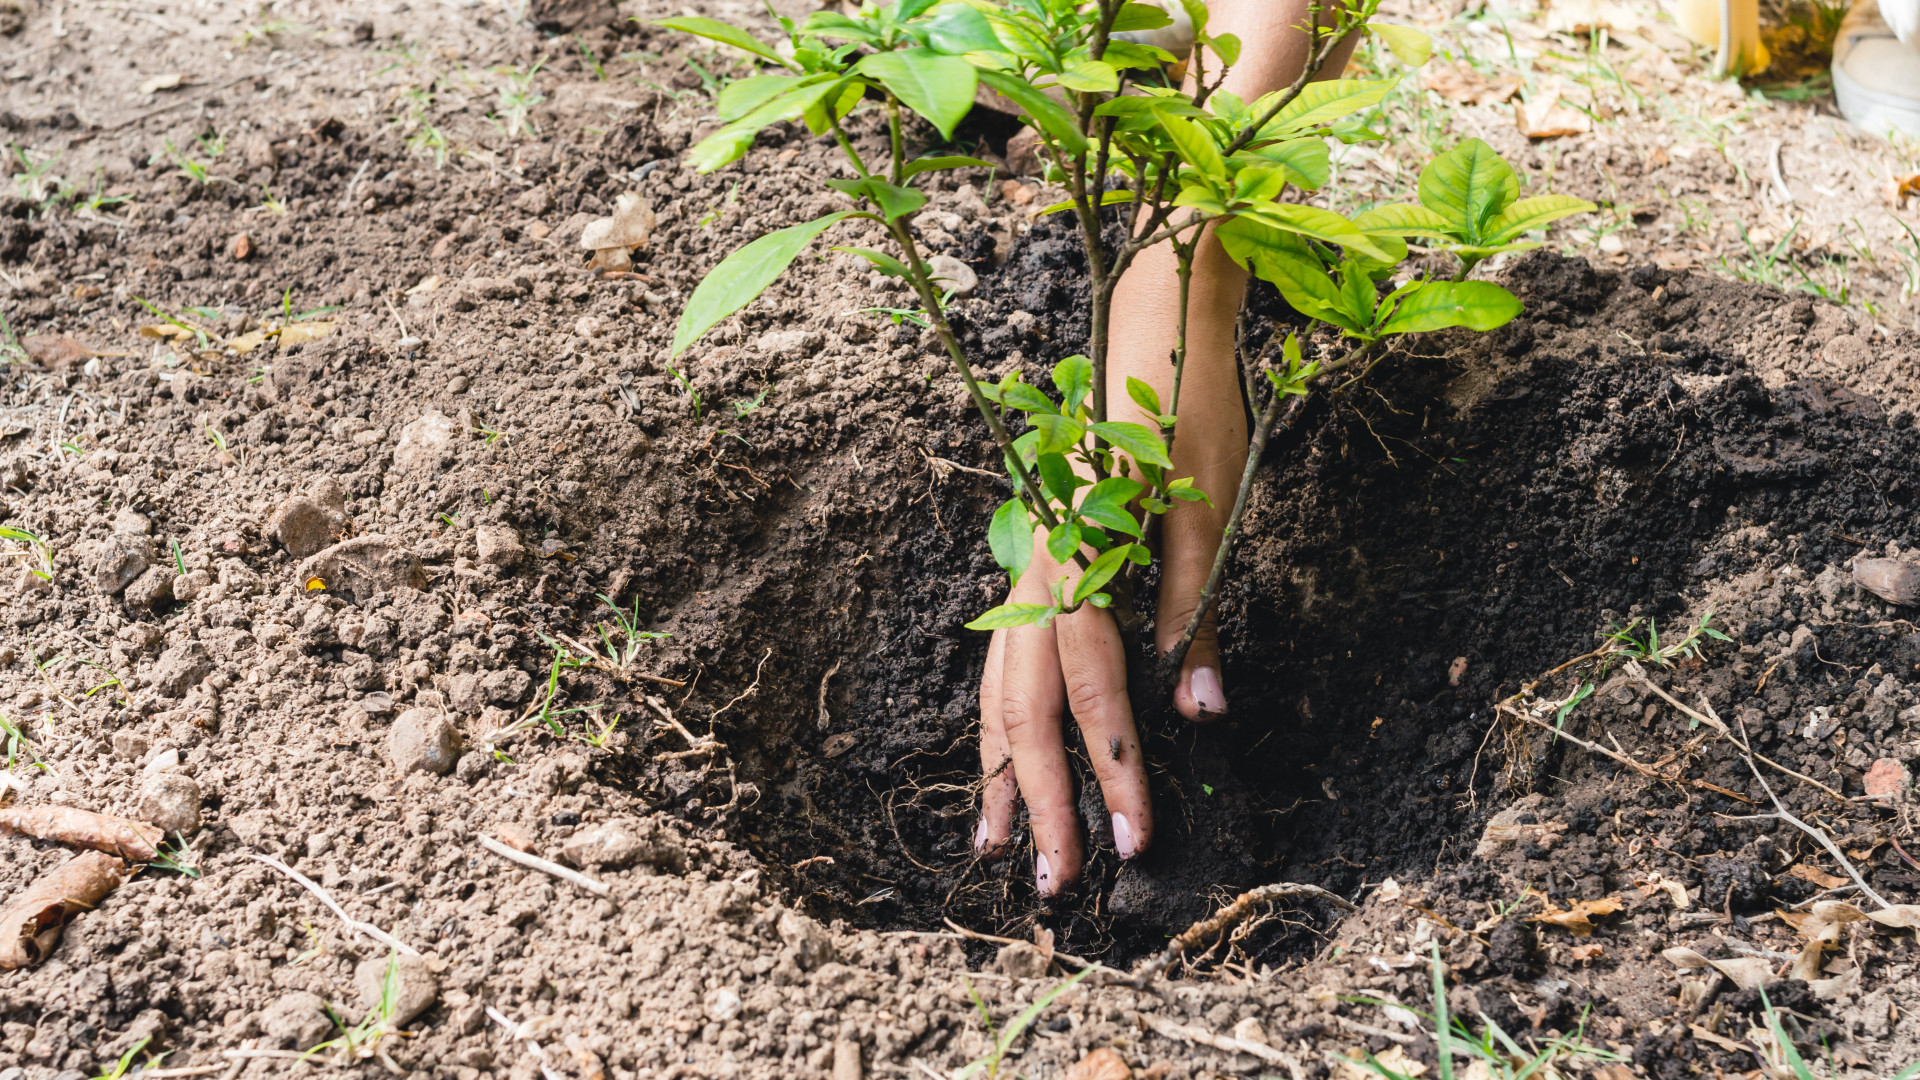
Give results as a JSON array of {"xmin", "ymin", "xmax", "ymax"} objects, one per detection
[
  {"xmin": 94, "ymin": 534, "xmax": 151, "ymax": 595},
  {"xmin": 513, "ymin": 186, "xmax": 553, "ymax": 215},
  {"xmin": 1229, "ymin": 1018, "xmax": 1268, "ymax": 1046},
  {"xmin": 269, "ymin": 496, "xmax": 342, "ymax": 559},
  {"xmin": 475, "ymin": 525, "xmax": 526, "ymax": 571},
  {"xmin": 447, "ymin": 375, "xmax": 470, "ymax": 394},
  {"xmin": 559, "ymin": 818, "xmax": 686, "ymax": 870},
  {"xmin": 1854, "ymin": 559, "xmax": 1920, "ymax": 605},
  {"xmin": 481, "ymin": 668, "xmax": 531, "ymax": 705},
  {"xmin": 172, "ymin": 569, "xmax": 210, "ymax": 605},
  {"xmin": 388, "ymin": 707, "xmax": 461, "ymax": 776},
  {"xmin": 995, "ymin": 941, "xmax": 1051, "ymax": 980},
  {"xmin": 298, "ymin": 536, "xmax": 427, "ymax": 605},
  {"xmin": 136, "ymin": 772, "xmax": 201, "ymax": 835},
  {"xmin": 111, "ymin": 509, "xmax": 152, "ymax": 535},
  {"xmin": 832, "ymin": 1039, "xmax": 862, "ymax": 1080},
  {"xmin": 142, "ymin": 748, "xmax": 181, "ymax": 776},
  {"xmin": 259, "ymin": 991, "xmax": 332, "ymax": 1050},
  {"xmin": 123, "ymin": 566, "xmax": 174, "ymax": 610},
  {"xmin": 1865, "ymin": 758, "xmax": 1911, "ymax": 800},
  {"xmin": 496, "ymin": 822, "xmax": 536, "ymax": 853},
  {"xmin": 231, "ymin": 234, "xmax": 252, "ymax": 260},
  {"xmin": 703, "ymin": 987, "xmax": 742, "ymax": 1022},
  {"xmin": 777, "ymin": 909, "xmax": 836, "ymax": 970},
  {"xmin": 149, "ymin": 641, "xmax": 212, "ymax": 698},
  {"xmin": 393, "ymin": 410, "xmax": 458, "ymax": 474},
  {"xmin": 353, "ymin": 953, "xmax": 440, "ymax": 1028},
  {"xmin": 926, "ymin": 254, "xmax": 977, "ymax": 298},
  {"xmin": 575, "ymin": 314, "xmax": 604, "ymax": 338},
  {"xmin": 1065, "ymin": 1048, "xmax": 1132, "ymax": 1080}
]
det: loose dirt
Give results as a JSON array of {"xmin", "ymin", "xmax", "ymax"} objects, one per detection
[{"xmin": 1, "ymin": 0, "xmax": 1918, "ymax": 1076}]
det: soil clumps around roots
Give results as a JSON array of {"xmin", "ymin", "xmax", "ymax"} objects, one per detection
[{"xmin": 1, "ymin": 3, "xmax": 1919, "ymax": 1068}]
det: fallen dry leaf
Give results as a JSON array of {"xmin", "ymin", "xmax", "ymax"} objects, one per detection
[
  {"xmin": 1688, "ymin": 1023, "xmax": 1753, "ymax": 1053},
  {"xmin": 1570, "ymin": 943, "xmax": 1604, "ymax": 962},
  {"xmin": 0, "ymin": 804, "xmax": 164, "ymax": 862},
  {"xmin": 1853, "ymin": 559, "xmax": 1920, "ymax": 605},
  {"xmin": 227, "ymin": 329, "xmax": 271, "ymax": 355},
  {"xmin": 1661, "ymin": 945, "xmax": 1774, "ymax": 990},
  {"xmin": 406, "ymin": 275, "xmax": 443, "ymax": 296},
  {"xmin": 0, "ymin": 850, "xmax": 126, "ymax": 969},
  {"xmin": 278, "ymin": 320, "xmax": 334, "ymax": 347},
  {"xmin": 137, "ymin": 72, "xmax": 182, "ymax": 95},
  {"xmin": 1803, "ymin": 899, "xmax": 1868, "ymax": 942},
  {"xmin": 823, "ymin": 733, "xmax": 858, "ymax": 757},
  {"xmin": 1531, "ymin": 896, "xmax": 1622, "ymax": 936},
  {"xmin": 1422, "ymin": 64, "xmax": 1521, "ymax": 106},
  {"xmin": 1064, "ymin": 1046, "xmax": 1130, "ymax": 1080},
  {"xmin": 1866, "ymin": 904, "xmax": 1920, "ymax": 930},
  {"xmin": 1517, "ymin": 96, "xmax": 1592, "ymax": 139},
  {"xmin": 1790, "ymin": 939, "xmax": 1826, "ymax": 981},
  {"xmin": 1889, "ymin": 174, "xmax": 1920, "ymax": 207},
  {"xmin": 1638, "ymin": 873, "xmax": 1691, "ymax": 910},
  {"xmin": 1790, "ymin": 864, "xmax": 1849, "ymax": 890},
  {"xmin": 138, "ymin": 324, "xmax": 193, "ymax": 340}
]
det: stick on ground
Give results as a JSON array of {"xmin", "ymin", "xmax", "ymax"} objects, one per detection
[
  {"xmin": 477, "ymin": 834, "xmax": 610, "ymax": 896},
  {"xmin": 243, "ymin": 853, "xmax": 420, "ymax": 956}
]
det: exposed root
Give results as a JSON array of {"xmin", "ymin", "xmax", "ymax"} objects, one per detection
[{"xmin": 1131, "ymin": 882, "xmax": 1356, "ymax": 982}]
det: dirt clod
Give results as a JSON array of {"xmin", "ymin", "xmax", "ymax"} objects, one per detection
[
  {"xmin": 297, "ymin": 536, "xmax": 427, "ymax": 604},
  {"xmin": 475, "ymin": 524, "xmax": 526, "ymax": 571},
  {"xmin": 92, "ymin": 534, "xmax": 150, "ymax": 596},
  {"xmin": 134, "ymin": 773, "xmax": 202, "ymax": 836},
  {"xmin": 388, "ymin": 707, "xmax": 461, "ymax": 776},
  {"xmin": 392, "ymin": 410, "xmax": 458, "ymax": 475},
  {"xmin": 258, "ymin": 991, "xmax": 332, "ymax": 1050},
  {"xmin": 352, "ymin": 953, "xmax": 439, "ymax": 1027},
  {"xmin": 270, "ymin": 495, "xmax": 345, "ymax": 559}
]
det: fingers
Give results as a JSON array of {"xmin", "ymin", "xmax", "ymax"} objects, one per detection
[
  {"xmin": 975, "ymin": 629, "xmax": 1019, "ymax": 855},
  {"xmin": 1055, "ymin": 603, "xmax": 1152, "ymax": 860},
  {"xmin": 999, "ymin": 615, "xmax": 1081, "ymax": 896},
  {"xmin": 1156, "ymin": 501, "xmax": 1229, "ymax": 722}
]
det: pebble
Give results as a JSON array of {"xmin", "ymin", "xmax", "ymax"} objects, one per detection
[
  {"xmin": 135, "ymin": 772, "xmax": 202, "ymax": 835},
  {"xmin": 777, "ymin": 909, "xmax": 836, "ymax": 971},
  {"xmin": 141, "ymin": 748, "xmax": 181, "ymax": 776},
  {"xmin": 231, "ymin": 234, "xmax": 252, "ymax": 260},
  {"xmin": 353, "ymin": 953, "xmax": 441, "ymax": 1028},
  {"xmin": 389, "ymin": 707, "xmax": 461, "ymax": 776},
  {"xmin": 447, "ymin": 375, "xmax": 469, "ymax": 394},
  {"xmin": 558, "ymin": 818, "xmax": 684, "ymax": 870},
  {"xmin": 393, "ymin": 410, "xmax": 458, "ymax": 475},
  {"xmin": 1065, "ymin": 1048, "xmax": 1131, "ymax": 1080},
  {"xmin": 475, "ymin": 525, "xmax": 526, "ymax": 571},
  {"xmin": 926, "ymin": 254, "xmax": 977, "ymax": 298},
  {"xmin": 94, "ymin": 534, "xmax": 151, "ymax": 596},
  {"xmin": 704, "ymin": 987, "xmax": 742, "ymax": 1022},
  {"xmin": 1865, "ymin": 758, "xmax": 1910, "ymax": 799}
]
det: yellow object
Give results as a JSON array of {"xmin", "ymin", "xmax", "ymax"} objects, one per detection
[
  {"xmin": 305, "ymin": 576, "xmax": 326, "ymax": 591},
  {"xmin": 1672, "ymin": 0, "xmax": 1771, "ymax": 74}
]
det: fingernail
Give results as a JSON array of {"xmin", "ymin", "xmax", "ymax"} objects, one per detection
[
  {"xmin": 973, "ymin": 818, "xmax": 989, "ymax": 853},
  {"xmin": 1035, "ymin": 852, "xmax": 1053, "ymax": 895},
  {"xmin": 1191, "ymin": 667, "xmax": 1227, "ymax": 715},
  {"xmin": 1112, "ymin": 812, "xmax": 1136, "ymax": 859}
]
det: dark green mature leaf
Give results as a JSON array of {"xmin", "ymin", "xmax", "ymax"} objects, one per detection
[
  {"xmin": 1072, "ymin": 544, "xmax": 1134, "ymax": 605},
  {"xmin": 903, "ymin": 155, "xmax": 1001, "ymax": 177},
  {"xmin": 1418, "ymin": 138, "xmax": 1518, "ymax": 241},
  {"xmin": 655, "ymin": 16, "xmax": 795, "ymax": 68},
  {"xmin": 1253, "ymin": 79, "xmax": 1393, "ymax": 139},
  {"xmin": 857, "ymin": 50, "xmax": 977, "ymax": 139},
  {"xmin": 918, "ymin": 2, "xmax": 1005, "ymax": 54},
  {"xmin": 1378, "ymin": 281, "xmax": 1522, "ymax": 335},
  {"xmin": 1036, "ymin": 452, "xmax": 1083, "ymax": 504},
  {"xmin": 1089, "ymin": 421, "xmax": 1170, "ymax": 468},
  {"xmin": 1482, "ymin": 193, "xmax": 1597, "ymax": 244},
  {"xmin": 1101, "ymin": 40, "xmax": 1178, "ymax": 70},
  {"xmin": 1077, "ymin": 477, "xmax": 1145, "ymax": 536},
  {"xmin": 988, "ymin": 498, "xmax": 1033, "ymax": 584},
  {"xmin": 800, "ymin": 10, "xmax": 884, "ymax": 41},
  {"xmin": 1032, "ymin": 413, "xmax": 1086, "ymax": 456},
  {"xmin": 893, "ymin": 0, "xmax": 942, "ymax": 23},
  {"xmin": 966, "ymin": 602, "xmax": 1054, "ymax": 629},
  {"xmin": 673, "ymin": 212, "xmax": 853, "ymax": 356},
  {"xmin": 978, "ymin": 69, "xmax": 1088, "ymax": 155},
  {"xmin": 825, "ymin": 176, "xmax": 928, "ymax": 220},
  {"xmin": 832, "ymin": 246, "xmax": 911, "ymax": 278},
  {"xmin": 1351, "ymin": 203, "xmax": 1454, "ymax": 239},
  {"xmin": 1243, "ymin": 138, "xmax": 1329, "ymax": 190}
]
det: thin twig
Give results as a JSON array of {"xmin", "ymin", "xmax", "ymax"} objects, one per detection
[
  {"xmin": 1723, "ymin": 724, "xmax": 1892, "ymax": 910},
  {"xmin": 243, "ymin": 854, "xmax": 418, "ymax": 956},
  {"xmin": 939, "ymin": 918, "xmax": 1122, "ymax": 975},
  {"xmin": 477, "ymin": 835, "xmax": 610, "ymax": 896},
  {"xmin": 1634, "ymin": 674, "xmax": 1850, "ymax": 805}
]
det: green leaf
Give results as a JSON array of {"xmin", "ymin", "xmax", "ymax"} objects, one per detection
[
  {"xmin": 1032, "ymin": 413, "xmax": 1086, "ymax": 457},
  {"xmin": 654, "ymin": 16, "xmax": 796, "ymax": 69},
  {"xmin": 857, "ymin": 50, "xmax": 977, "ymax": 139},
  {"xmin": 1378, "ymin": 281, "xmax": 1522, "ymax": 336},
  {"xmin": 673, "ymin": 212, "xmax": 853, "ymax": 356},
  {"xmin": 1166, "ymin": 476, "xmax": 1211, "ymax": 505},
  {"xmin": 1034, "ymin": 189, "xmax": 1135, "ymax": 217},
  {"xmin": 1036, "ymin": 452, "xmax": 1083, "ymax": 505},
  {"xmin": 1207, "ymin": 32, "xmax": 1241, "ymax": 66},
  {"xmin": 1336, "ymin": 258, "xmax": 1379, "ymax": 329},
  {"xmin": 903, "ymin": 154, "xmax": 1000, "ymax": 177},
  {"xmin": 1253, "ymin": 79, "xmax": 1393, "ymax": 139},
  {"xmin": 1155, "ymin": 109, "xmax": 1225, "ymax": 178},
  {"xmin": 824, "ymin": 176, "xmax": 928, "ymax": 220},
  {"xmin": 1112, "ymin": 1, "xmax": 1173, "ymax": 32},
  {"xmin": 1072, "ymin": 544, "xmax": 1133, "ymax": 605},
  {"xmin": 802, "ymin": 81, "xmax": 866, "ymax": 135},
  {"xmin": 832, "ymin": 246, "xmax": 911, "ymax": 278},
  {"xmin": 689, "ymin": 80, "xmax": 841, "ymax": 172},
  {"xmin": 1077, "ymin": 477, "xmax": 1145, "ymax": 537},
  {"xmin": 799, "ymin": 10, "xmax": 885, "ymax": 41},
  {"xmin": 1089, "ymin": 421, "xmax": 1171, "ymax": 468},
  {"xmin": 1125, "ymin": 376, "xmax": 1163, "ymax": 418},
  {"xmin": 1051, "ymin": 354, "xmax": 1092, "ymax": 415},
  {"xmin": 1370, "ymin": 23, "xmax": 1433, "ymax": 66},
  {"xmin": 1057, "ymin": 60, "xmax": 1118, "ymax": 93},
  {"xmin": 1102, "ymin": 40, "xmax": 1178, "ymax": 70},
  {"xmin": 1046, "ymin": 522, "xmax": 1082, "ymax": 564},
  {"xmin": 1352, "ymin": 203, "xmax": 1455, "ymax": 239},
  {"xmin": 1242, "ymin": 138, "xmax": 1328, "ymax": 190},
  {"xmin": 978, "ymin": 69, "xmax": 1088, "ymax": 155},
  {"xmin": 1418, "ymin": 138, "xmax": 1519, "ymax": 241},
  {"xmin": 1482, "ymin": 193, "xmax": 1598, "ymax": 244},
  {"xmin": 1001, "ymin": 381, "xmax": 1057, "ymax": 414},
  {"xmin": 966, "ymin": 602, "xmax": 1054, "ymax": 630},
  {"xmin": 893, "ymin": 0, "xmax": 942, "ymax": 23},
  {"xmin": 918, "ymin": 2, "xmax": 1005, "ymax": 54},
  {"xmin": 718, "ymin": 75, "xmax": 802, "ymax": 122},
  {"xmin": 988, "ymin": 499, "xmax": 1033, "ymax": 584},
  {"xmin": 1240, "ymin": 201, "xmax": 1390, "ymax": 262},
  {"xmin": 1232, "ymin": 167, "xmax": 1286, "ymax": 203}
]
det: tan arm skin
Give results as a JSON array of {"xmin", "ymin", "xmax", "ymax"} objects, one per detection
[{"xmin": 975, "ymin": 0, "xmax": 1362, "ymax": 896}]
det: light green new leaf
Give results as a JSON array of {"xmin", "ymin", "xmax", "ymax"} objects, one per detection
[
  {"xmin": 1483, "ymin": 193, "xmax": 1598, "ymax": 244},
  {"xmin": 1058, "ymin": 60, "xmax": 1119, "ymax": 92},
  {"xmin": 1207, "ymin": 32, "xmax": 1241, "ymax": 66},
  {"xmin": 799, "ymin": 10, "xmax": 884, "ymax": 41},
  {"xmin": 978, "ymin": 69, "xmax": 1088, "ymax": 155},
  {"xmin": 1253, "ymin": 79, "xmax": 1393, "ymax": 139},
  {"xmin": 1052, "ymin": 354, "xmax": 1093, "ymax": 414},
  {"xmin": 1034, "ymin": 189, "xmax": 1135, "ymax": 217},
  {"xmin": 903, "ymin": 155, "xmax": 1001, "ymax": 177},
  {"xmin": 1089, "ymin": 421, "xmax": 1171, "ymax": 468},
  {"xmin": 1032, "ymin": 413, "xmax": 1087, "ymax": 457},
  {"xmin": 988, "ymin": 499, "xmax": 1033, "ymax": 584},
  {"xmin": 672, "ymin": 212, "xmax": 852, "ymax": 356},
  {"xmin": 1352, "ymin": 203, "xmax": 1455, "ymax": 239},
  {"xmin": 1046, "ymin": 521, "xmax": 1083, "ymax": 564},
  {"xmin": 1125, "ymin": 375, "xmax": 1163, "ymax": 418},
  {"xmin": 1036, "ymin": 452, "xmax": 1083, "ymax": 504},
  {"xmin": 857, "ymin": 50, "xmax": 977, "ymax": 139},
  {"xmin": 689, "ymin": 80, "xmax": 841, "ymax": 172},
  {"xmin": 1241, "ymin": 201, "xmax": 1390, "ymax": 262},
  {"xmin": 832, "ymin": 246, "xmax": 911, "ymax": 278},
  {"xmin": 718, "ymin": 75, "xmax": 801, "ymax": 122},
  {"xmin": 1072, "ymin": 544, "xmax": 1134, "ymax": 606},
  {"xmin": 654, "ymin": 16, "xmax": 796, "ymax": 69},
  {"xmin": 1155, "ymin": 109, "xmax": 1225, "ymax": 178},
  {"xmin": 1243, "ymin": 137, "xmax": 1329, "ymax": 190},
  {"xmin": 965, "ymin": 602, "xmax": 1054, "ymax": 630},
  {"xmin": 1370, "ymin": 23, "xmax": 1433, "ymax": 66},
  {"xmin": 1418, "ymin": 138, "xmax": 1518, "ymax": 240},
  {"xmin": 802, "ymin": 81, "xmax": 865, "ymax": 135},
  {"xmin": 1378, "ymin": 281, "xmax": 1522, "ymax": 336},
  {"xmin": 1001, "ymin": 381, "xmax": 1057, "ymax": 414},
  {"xmin": 1112, "ymin": 1, "xmax": 1173, "ymax": 32},
  {"xmin": 919, "ymin": 1, "xmax": 1004, "ymax": 53},
  {"xmin": 1076, "ymin": 477, "xmax": 1146, "ymax": 537},
  {"xmin": 824, "ymin": 176, "xmax": 927, "ymax": 220}
]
